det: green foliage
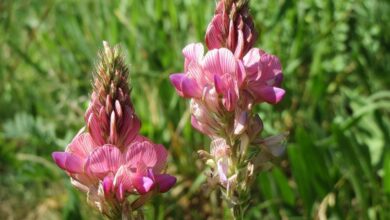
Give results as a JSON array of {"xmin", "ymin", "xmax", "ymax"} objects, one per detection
[{"xmin": 0, "ymin": 0, "xmax": 389, "ymax": 219}]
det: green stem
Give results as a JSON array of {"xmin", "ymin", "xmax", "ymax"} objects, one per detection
[{"xmin": 230, "ymin": 203, "xmax": 244, "ymax": 220}]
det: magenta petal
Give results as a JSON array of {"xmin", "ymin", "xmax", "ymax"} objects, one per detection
[
  {"xmin": 132, "ymin": 175, "xmax": 154, "ymax": 194},
  {"xmin": 181, "ymin": 78, "xmax": 201, "ymax": 98},
  {"xmin": 52, "ymin": 152, "xmax": 83, "ymax": 173},
  {"xmin": 169, "ymin": 74, "xmax": 185, "ymax": 96},
  {"xmin": 253, "ymin": 86, "xmax": 285, "ymax": 104},
  {"xmin": 155, "ymin": 174, "xmax": 176, "ymax": 193},
  {"xmin": 52, "ymin": 152, "xmax": 67, "ymax": 170},
  {"xmin": 103, "ymin": 174, "xmax": 114, "ymax": 196},
  {"xmin": 274, "ymin": 74, "xmax": 284, "ymax": 87}
]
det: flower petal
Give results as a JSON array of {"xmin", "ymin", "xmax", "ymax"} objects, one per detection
[
  {"xmin": 243, "ymin": 48, "xmax": 261, "ymax": 75},
  {"xmin": 217, "ymin": 158, "xmax": 228, "ymax": 185},
  {"xmin": 223, "ymin": 89, "xmax": 237, "ymax": 111},
  {"xmin": 205, "ymin": 14, "xmax": 225, "ymax": 50},
  {"xmin": 181, "ymin": 77, "xmax": 202, "ymax": 98},
  {"xmin": 169, "ymin": 73, "xmax": 185, "ymax": 96},
  {"xmin": 213, "ymin": 74, "xmax": 225, "ymax": 94},
  {"xmin": 86, "ymin": 145, "xmax": 122, "ymax": 179},
  {"xmin": 132, "ymin": 175, "xmax": 154, "ymax": 194},
  {"xmin": 234, "ymin": 111, "xmax": 248, "ymax": 135},
  {"xmin": 113, "ymin": 165, "xmax": 134, "ymax": 193},
  {"xmin": 202, "ymin": 48, "xmax": 236, "ymax": 77},
  {"xmin": 183, "ymin": 43, "xmax": 204, "ymax": 70},
  {"xmin": 120, "ymin": 106, "xmax": 141, "ymax": 147},
  {"xmin": 125, "ymin": 139, "xmax": 168, "ymax": 174},
  {"xmin": 155, "ymin": 174, "xmax": 176, "ymax": 193},
  {"xmin": 251, "ymin": 86, "xmax": 285, "ymax": 104},
  {"xmin": 102, "ymin": 173, "xmax": 114, "ymax": 196},
  {"xmin": 67, "ymin": 133, "xmax": 97, "ymax": 158},
  {"xmin": 87, "ymin": 113, "xmax": 105, "ymax": 145},
  {"xmin": 52, "ymin": 152, "xmax": 83, "ymax": 173}
]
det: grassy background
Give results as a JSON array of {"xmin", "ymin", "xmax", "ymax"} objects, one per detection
[{"xmin": 1, "ymin": 0, "xmax": 390, "ymax": 219}]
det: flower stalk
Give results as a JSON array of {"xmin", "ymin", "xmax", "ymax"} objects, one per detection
[
  {"xmin": 170, "ymin": 0, "xmax": 287, "ymax": 219},
  {"xmin": 52, "ymin": 42, "xmax": 176, "ymax": 219}
]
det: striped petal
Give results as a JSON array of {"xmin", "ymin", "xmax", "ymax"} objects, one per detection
[{"xmin": 86, "ymin": 145, "xmax": 122, "ymax": 179}]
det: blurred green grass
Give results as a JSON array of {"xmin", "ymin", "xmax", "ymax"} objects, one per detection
[{"xmin": 1, "ymin": 0, "xmax": 390, "ymax": 219}]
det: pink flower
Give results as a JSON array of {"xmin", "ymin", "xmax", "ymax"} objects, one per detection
[
  {"xmin": 52, "ymin": 133, "xmax": 99, "ymax": 192},
  {"xmin": 242, "ymin": 48, "xmax": 285, "ymax": 104},
  {"xmin": 53, "ymin": 135, "xmax": 176, "ymax": 202},
  {"xmin": 170, "ymin": 43, "xmax": 244, "ymax": 112}
]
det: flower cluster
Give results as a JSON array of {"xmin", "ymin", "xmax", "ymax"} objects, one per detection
[
  {"xmin": 170, "ymin": 0, "xmax": 287, "ymax": 217},
  {"xmin": 53, "ymin": 42, "xmax": 176, "ymax": 219},
  {"xmin": 170, "ymin": 43, "xmax": 284, "ymax": 136}
]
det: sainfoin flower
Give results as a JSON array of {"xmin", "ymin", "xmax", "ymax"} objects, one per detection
[
  {"xmin": 53, "ymin": 42, "xmax": 176, "ymax": 219},
  {"xmin": 170, "ymin": 43, "xmax": 285, "ymax": 137},
  {"xmin": 170, "ymin": 43, "xmax": 285, "ymax": 108},
  {"xmin": 169, "ymin": 0, "xmax": 287, "ymax": 218}
]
